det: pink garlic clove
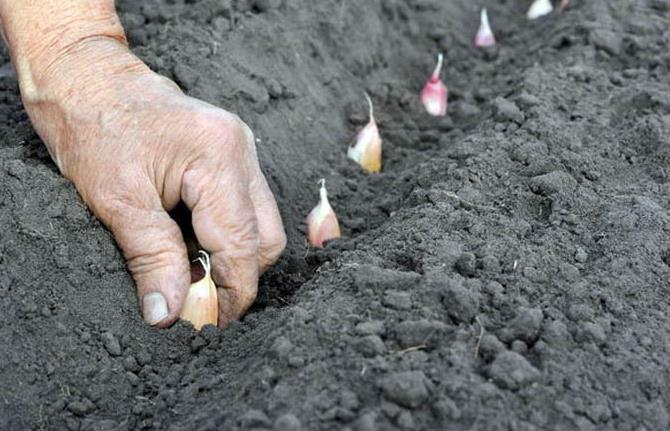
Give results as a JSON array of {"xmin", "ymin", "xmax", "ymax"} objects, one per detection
[
  {"xmin": 420, "ymin": 53, "xmax": 448, "ymax": 117},
  {"xmin": 475, "ymin": 8, "xmax": 496, "ymax": 48},
  {"xmin": 306, "ymin": 179, "xmax": 341, "ymax": 248}
]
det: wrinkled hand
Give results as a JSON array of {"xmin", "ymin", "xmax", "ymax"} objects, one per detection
[{"xmin": 22, "ymin": 38, "xmax": 286, "ymax": 327}]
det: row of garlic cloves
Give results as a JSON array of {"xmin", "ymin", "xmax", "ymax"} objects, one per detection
[
  {"xmin": 181, "ymin": 1, "xmax": 573, "ymax": 331},
  {"xmin": 305, "ymin": 1, "xmax": 572, "ymax": 248}
]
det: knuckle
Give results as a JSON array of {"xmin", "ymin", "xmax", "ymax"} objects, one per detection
[
  {"xmin": 226, "ymin": 220, "xmax": 260, "ymax": 255},
  {"xmin": 226, "ymin": 120, "xmax": 253, "ymax": 153},
  {"xmin": 186, "ymin": 111, "xmax": 255, "ymax": 171},
  {"xmin": 126, "ymin": 238, "xmax": 182, "ymax": 277},
  {"xmin": 235, "ymin": 117, "xmax": 255, "ymax": 145},
  {"xmin": 224, "ymin": 112, "xmax": 243, "ymax": 127},
  {"xmin": 218, "ymin": 112, "xmax": 249, "ymax": 137},
  {"xmin": 205, "ymin": 112, "xmax": 252, "ymax": 150},
  {"xmin": 195, "ymin": 111, "xmax": 244, "ymax": 136},
  {"xmin": 85, "ymin": 171, "xmax": 151, "ymax": 223},
  {"xmin": 192, "ymin": 114, "xmax": 219, "ymax": 134},
  {"xmin": 181, "ymin": 167, "xmax": 214, "ymax": 207},
  {"xmin": 89, "ymin": 187, "xmax": 136, "ymax": 225}
]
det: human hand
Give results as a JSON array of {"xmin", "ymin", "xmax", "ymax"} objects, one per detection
[{"xmin": 20, "ymin": 37, "xmax": 286, "ymax": 327}]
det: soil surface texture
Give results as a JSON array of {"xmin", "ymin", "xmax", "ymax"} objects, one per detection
[{"xmin": 2, "ymin": 1, "xmax": 670, "ymax": 430}]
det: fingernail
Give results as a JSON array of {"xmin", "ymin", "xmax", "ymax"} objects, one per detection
[{"xmin": 143, "ymin": 292, "xmax": 168, "ymax": 325}]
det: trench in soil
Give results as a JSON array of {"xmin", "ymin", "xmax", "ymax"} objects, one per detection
[{"xmin": 245, "ymin": 1, "xmax": 554, "ymax": 312}]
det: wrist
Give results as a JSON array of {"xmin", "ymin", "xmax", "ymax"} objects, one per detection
[
  {"xmin": 21, "ymin": 36, "xmax": 146, "ymax": 105},
  {"xmin": 0, "ymin": 0, "xmax": 128, "ymax": 102}
]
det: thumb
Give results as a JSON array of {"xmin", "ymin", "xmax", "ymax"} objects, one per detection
[{"xmin": 102, "ymin": 194, "xmax": 190, "ymax": 327}]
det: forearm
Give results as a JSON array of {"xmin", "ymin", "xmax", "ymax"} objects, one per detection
[{"xmin": 0, "ymin": 0, "xmax": 128, "ymax": 101}]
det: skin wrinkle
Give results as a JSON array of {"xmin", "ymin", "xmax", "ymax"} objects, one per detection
[
  {"xmin": 10, "ymin": 15, "xmax": 127, "ymax": 102},
  {"xmin": 45, "ymin": 45, "xmax": 144, "ymax": 102},
  {"xmin": 150, "ymin": 108, "xmax": 218, "ymax": 208},
  {"xmin": 0, "ymin": 0, "xmax": 123, "ymax": 54},
  {"xmin": 125, "ymin": 227, "xmax": 183, "ymax": 275},
  {"xmin": 194, "ymin": 175, "xmax": 260, "ymax": 253},
  {"xmin": 180, "ymin": 138, "xmax": 238, "ymax": 209},
  {"xmin": 34, "ymin": 31, "xmax": 128, "ymax": 85}
]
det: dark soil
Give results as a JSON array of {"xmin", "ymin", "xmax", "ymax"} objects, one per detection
[{"xmin": 2, "ymin": 0, "xmax": 670, "ymax": 430}]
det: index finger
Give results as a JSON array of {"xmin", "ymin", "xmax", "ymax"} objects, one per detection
[{"xmin": 181, "ymin": 148, "xmax": 260, "ymax": 326}]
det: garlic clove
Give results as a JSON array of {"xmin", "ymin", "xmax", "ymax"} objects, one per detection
[
  {"xmin": 475, "ymin": 8, "xmax": 496, "ymax": 48},
  {"xmin": 306, "ymin": 179, "xmax": 341, "ymax": 248},
  {"xmin": 526, "ymin": 0, "xmax": 554, "ymax": 20},
  {"xmin": 180, "ymin": 251, "xmax": 218, "ymax": 330},
  {"xmin": 559, "ymin": 0, "xmax": 569, "ymax": 13},
  {"xmin": 347, "ymin": 93, "xmax": 382, "ymax": 173},
  {"xmin": 420, "ymin": 53, "xmax": 448, "ymax": 117}
]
